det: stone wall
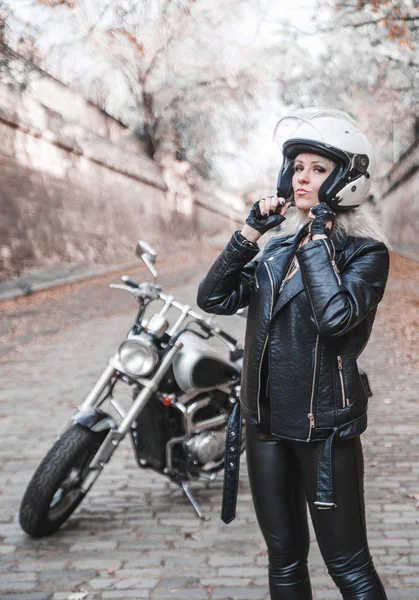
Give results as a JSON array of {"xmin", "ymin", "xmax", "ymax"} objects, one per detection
[
  {"xmin": 0, "ymin": 71, "xmax": 245, "ymax": 279},
  {"xmin": 381, "ymin": 139, "xmax": 419, "ymax": 256}
]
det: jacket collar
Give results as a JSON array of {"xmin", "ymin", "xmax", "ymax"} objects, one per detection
[{"xmin": 329, "ymin": 230, "xmax": 347, "ymax": 251}]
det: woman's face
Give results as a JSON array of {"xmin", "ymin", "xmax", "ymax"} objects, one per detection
[{"xmin": 291, "ymin": 153, "xmax": 334, "ymax": 212}]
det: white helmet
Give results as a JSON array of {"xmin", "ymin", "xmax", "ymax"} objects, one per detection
[{"xmin": 273, "ymin": 107, "xmax": 375, "ymax": 211}]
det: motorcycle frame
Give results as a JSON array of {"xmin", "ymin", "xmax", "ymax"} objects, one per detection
[{"xmin": 74, "ymin": 289, "xmax": 241, "ymax": 499}]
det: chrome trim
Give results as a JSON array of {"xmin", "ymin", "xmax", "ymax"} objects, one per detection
[
  {"xmin": 167, "ymin": 392, "xmax": 229, "ymax": 476},
  {"xmin": 82, "ymin": 340, "xmax": 183, "ymax": 482},
  {"xmin": 172, "ymin": 396, "xmax": 212, "ymax": 437},
  {"xmin": 169, "ymin": 304, "xmax": 191, "ymax": 337},
  {"xmin": 307, "ymin": 335, "xmax": 319, "ymax": 441},
  {"xmin": 177, "ymin": 384, "xmax": 231, "ymax": 404},
  {"xmin": 117, "ymin": 340, "xmax": 183, "ymax": 437},
  {"xmin": 314, "ymin": 501, "xmax": 337, "ymax": 509},
  {"xmin": 165, "ymin": 435, "xmax": 186, "ymax": 473},
  {"xmin": 181, "ymin": 481, "xmax": 209, "ymax": 520},
  {"xmin": 79, "ymin": 364, "xmax": 116, "ymax": 411},
  {"xmin": 118, "ymin": 336, "xmax": 158, "ymax": 377},
  {"xmin": 110, "ymin": 398, "xmax": 126, "ymax": 418},
  {"xmin": 192, "ymin": 414, "xmax": 228, "ymax": 434},
  {"xmin": 146, "ymin": 314, "xmax": 169, "ymax": 338}
]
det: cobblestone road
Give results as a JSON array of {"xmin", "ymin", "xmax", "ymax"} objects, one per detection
[{"xmin": 1, "ymin": 246, "xmax": 419, "ymax": 600}]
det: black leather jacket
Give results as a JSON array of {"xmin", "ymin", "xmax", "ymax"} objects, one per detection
[{"xmin": 197, "ymin": 222, "xmax": 390, "ymax": 510}]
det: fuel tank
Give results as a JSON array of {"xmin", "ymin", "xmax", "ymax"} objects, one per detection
[{"xmin": 173, "ymin": 332, "xmax": 240, "ymax": 394}]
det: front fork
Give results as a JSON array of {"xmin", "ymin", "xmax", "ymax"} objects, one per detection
[
  {"xmin": 76, "ymin": 341, "xmax": 183, "ymax": 494},
  {"xmin": 79, "ymin": 364, "xmax": 117, "ymax": 412}
]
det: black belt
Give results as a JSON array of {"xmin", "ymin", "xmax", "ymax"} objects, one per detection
[
  {"xmin": 221, "ymin": 401, "xmax": 242, "ymax": 524},
  {"xmin": 221, "ymin": 403, "xmax": 340, "ymax": 523}
]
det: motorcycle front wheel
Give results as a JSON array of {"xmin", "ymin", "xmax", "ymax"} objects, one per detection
[{"xmin": 19, "ymin": 424, "xmax": 106, "ymax": 538}]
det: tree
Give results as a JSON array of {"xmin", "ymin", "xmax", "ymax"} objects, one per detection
[
  {"xmin": 0, "ymin": 1, "xmax": 44, "ymax": 89},
  {"xmin": 3, "ymin": 0, "xmax": 285, "ymax": 186},
  {"xmin": 271, "ymin": 0, "xmax": 419, "ymax": 188},
  {"xmin": 320, "ymin": 0, "xmax": 419, "ymax": 173},
  {"xmin": 330, "ymin": 0, "xmax": 419, "ymax": 50}
]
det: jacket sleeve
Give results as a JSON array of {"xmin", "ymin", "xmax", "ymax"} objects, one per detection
[
  {"xmin": 196, "ymin": 231, "xmax": 261, "ymax": 315},
  {"xmin": 296, "ymin": 237, "xmax": 390, "ymax": 338}
]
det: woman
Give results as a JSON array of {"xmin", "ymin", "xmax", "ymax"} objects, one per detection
[{"xmin": 197, "ymin": 108, "xmax": 390, "ymax": 599}]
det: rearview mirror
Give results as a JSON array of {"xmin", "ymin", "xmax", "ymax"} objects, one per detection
[{"xmin": 136, "ymin": 240, "xmax": 158, "ymax": 279}]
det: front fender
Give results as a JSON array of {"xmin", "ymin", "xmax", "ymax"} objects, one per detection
[{"xmin": 72, "ymin": 408, "xmax": 117, "ymax": 433}]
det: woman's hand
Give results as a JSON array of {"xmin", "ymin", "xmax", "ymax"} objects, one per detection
[
  {"xmin": 308, "ymin": 203, "xmax": 336, "ymax": 240},
  {"xmin": 241, "ymin": 196, "xmax": 292, "ymax": 242}
]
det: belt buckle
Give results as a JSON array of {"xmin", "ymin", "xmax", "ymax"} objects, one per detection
[{"xmin": 314, "ymin": 501, "xmax": 338, "ymax": 510}]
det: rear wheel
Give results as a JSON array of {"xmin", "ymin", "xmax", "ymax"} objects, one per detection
[{"xmin": 19, "ymin": 424, "xmax": 106, "ymax": 537}]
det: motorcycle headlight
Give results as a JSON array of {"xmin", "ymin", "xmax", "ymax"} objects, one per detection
[{"xmin": 118, "ymin": 337, "xmax": 158, "ymax": 377}]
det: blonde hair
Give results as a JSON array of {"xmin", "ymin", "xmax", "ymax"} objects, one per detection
[
  {"xmin": 278, "ymin": 151, "xmax": 391, "ymax": 247},
  {"xmin": 276, "ymin": 203, "xmax": 392, "ymax": 248}
]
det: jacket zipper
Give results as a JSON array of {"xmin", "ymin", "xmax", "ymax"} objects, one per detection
[
  {"xmin": 322, "ymin": 239, "xmax": 341, "ymax": 285},
  {"xmin": 337, "ymin": 355, "xmax": 349, "ymax": 407},
  {"xmin": 256, "ymin": 262, "xmax": 274, "ymax": 422},
  {"xmin": 307, "ymin": 334, "xmax": 320, "ymax": 441}
]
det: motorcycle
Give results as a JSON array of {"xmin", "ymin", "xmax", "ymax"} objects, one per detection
[{"xmin": 19, "ymin": 240, "xmax": 245, "ymax": 537}]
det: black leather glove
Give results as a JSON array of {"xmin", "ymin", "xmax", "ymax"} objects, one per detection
[
  {"xmin": 309, "ymin": 203, "xmax": 336, "ymax": 238},
  {"xmin": 245, "ymin": 198, "xmax": 286, "ymax": 235}
]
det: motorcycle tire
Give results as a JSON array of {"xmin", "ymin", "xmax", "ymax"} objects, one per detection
[{"xmin": 19, "ymin": 424, "xmax": 106, "ymax": 538}]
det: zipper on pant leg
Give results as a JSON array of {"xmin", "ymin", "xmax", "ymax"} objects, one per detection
[
  {"xmin": 337, "ymin": 355, "xmax": 349, "ymax": 407},
  {"xmin": 307, "ymin": 334, "xmax": 320, "ymax": 441},
  {"xmin": 256, "ymin": 262, "xmax": 274, "ymax": 423}
]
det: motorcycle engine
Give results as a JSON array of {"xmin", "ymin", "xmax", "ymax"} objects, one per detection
[{"xmin": 186, "ymin": 429, "xmax": 226, "ymax": 467}]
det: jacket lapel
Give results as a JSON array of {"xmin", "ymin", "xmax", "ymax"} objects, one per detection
[
  {"xmin": 266, "ymin": 224, "xmax": 347, "ymax": 319},
  {"xmin": 272, "ymin": 268, "xmax": 305, "ymax": 318}
]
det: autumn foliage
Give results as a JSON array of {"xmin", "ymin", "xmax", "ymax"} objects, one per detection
[{"xmin": 336, "ymin": 0, "xmax": 418, "ymax": 48}]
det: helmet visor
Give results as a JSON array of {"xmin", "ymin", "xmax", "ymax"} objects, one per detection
[{"xmin": 273, "ymin": 107, "xmax": 359, "ymax": 168}]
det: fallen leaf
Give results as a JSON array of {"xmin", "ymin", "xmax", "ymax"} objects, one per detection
[{"xmin": 184, "ymin": 532, "xmax": 201, "ymax": 540}]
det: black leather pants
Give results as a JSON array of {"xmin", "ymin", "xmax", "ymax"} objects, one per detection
[{"xmin": 245, "ymin": 419, "xmax": 388, "ymax": 600}]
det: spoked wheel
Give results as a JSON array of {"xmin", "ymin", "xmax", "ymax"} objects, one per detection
[{"xmin": 19, "ymin": 424, "xmax": 106, "ymax": 538}]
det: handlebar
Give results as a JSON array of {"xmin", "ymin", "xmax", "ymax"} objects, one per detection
[
  {"xmin": 110, "ymin": 276, "xmax": 240, "ymax": 351},
  {"xmin": 121, "ymin": 276, "xmax": 140, "ymax": 289}
]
